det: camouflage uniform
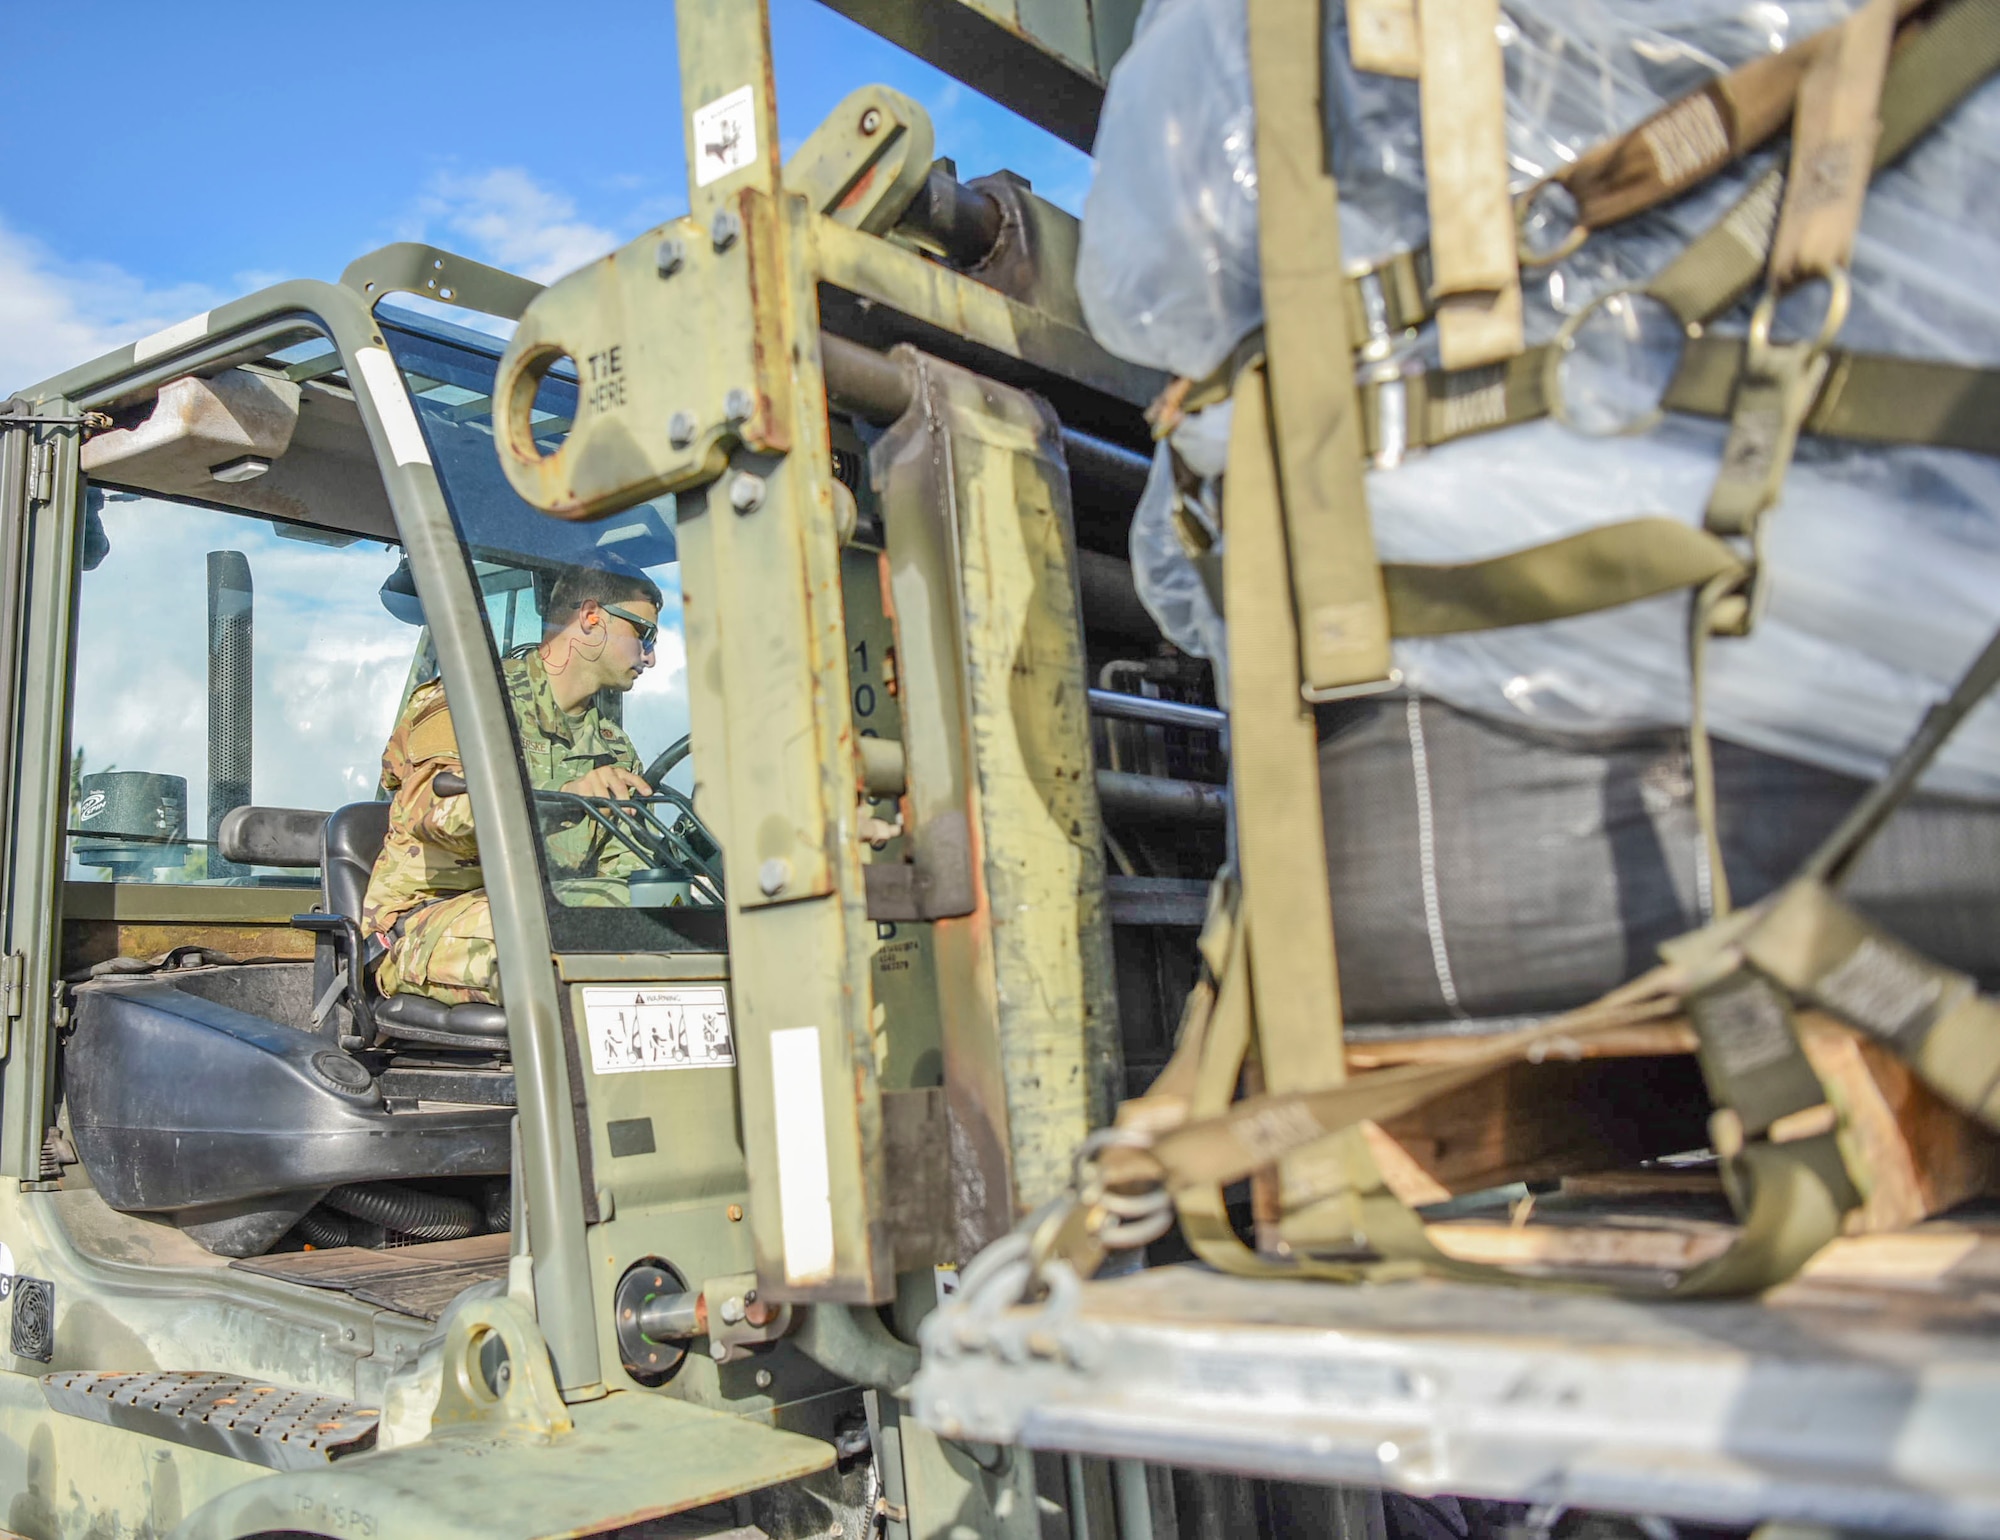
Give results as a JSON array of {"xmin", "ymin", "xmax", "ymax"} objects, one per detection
[{"xmin": 363, "ymin": 651, "xmax": 647, "ymax": 1005}]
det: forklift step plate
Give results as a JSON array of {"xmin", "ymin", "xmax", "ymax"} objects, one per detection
[{"xmin": 42, "ymin": 1369, "xmax": 378, "ymax": 1471}]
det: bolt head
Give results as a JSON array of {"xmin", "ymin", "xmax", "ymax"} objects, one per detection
[
  {"xmin": 729, "ymin": 471, "xmax": 767, "ymax": 514},
  {"xmin": 669, "ymin": 410, "xmax": 698, "ymax": 449},
  {"xmin": 727, "ymin": 1203, "xmax": 744, "ymax": 1222},
  {"xmin": 655, "ymin": 236, "xmax": 687, "ymax": 277},
  {"xmin": 755, "ymin": 1367, "xmax": 774, "ymax": 1390},
  {"xmin": 710, "ymin": 209, "xmax": 742, "ymax": 251},
  {"xmin": 757, "ymin": 856, "xmax": 791, "ymax": 895},
  {"xmin": 710, "ymin": 1340, "xmax": 729, "ymax": 1363},
  {"xmin": 719, "ymin": 1296, "xmax": 746, "ymax": 1324},
  {"xmin": 858, "ymin": 107, "xmax": 883, "ymax": 135},
  {"xmin": 723, "ymin": 387, "xmax": 755, "ymax": 424}
]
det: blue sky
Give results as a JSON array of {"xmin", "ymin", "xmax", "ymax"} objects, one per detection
[{"xmin": 0, "ymin": 0, "xmax": 1095, "ymax": 393}]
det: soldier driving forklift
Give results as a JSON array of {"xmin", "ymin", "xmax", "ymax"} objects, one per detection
[{"xmin": 9, "ymin": 0, "xmax": 1999, "ymax": 1534}]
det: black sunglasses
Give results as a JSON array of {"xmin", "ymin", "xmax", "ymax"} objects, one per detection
[{"xmin": 598, "ymin": 602, "xmax": 659, "ymax": 649}]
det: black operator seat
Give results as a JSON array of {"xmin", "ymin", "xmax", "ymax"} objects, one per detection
[{"xmin": 309, "ymin": 802, "xmax": 510, "ymax": 1050}]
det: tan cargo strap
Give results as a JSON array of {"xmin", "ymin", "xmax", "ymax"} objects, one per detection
[
  {"xmin": 1383, "ymin": 518, "xmax": 1743, "ymax": 638},
  {"xmin": 1416, "ymin": 0, "xmax": 1524, "ymax": 368},
  {"xmin": 1351, "ymin": 0, "xmax": 2000, "ymax": 461},
  {"xmin": 1358, "ymin": 339, "xmax": 2000, "ymax": 462},
  {"xmin": 1701, "ymin": 0, "xmax": 1896, "ymax": 546},
  {"xmin": 1360, "ymin": 336, "xmax": 2000, "ymax": 456},
  {"xmin": 1740, "ymin": 881, "xmax": 2000, "ymax": 1129},
  {"xmin": 1346, "ymin": 0, "xmax": 1421, "ymax": 78},
  {"xmin": 1336, "ymin": 0, "xmax": 1998, "ymax": 364},
  {"xmin": 1519, "ymin": 0, "xmax": 1924, "ymax": 265},
  {"xmin": 1100, "ymin": 909, "xmax": 1858, "ymax": 1297},
  {"xmin": 1805, "ymin": 613, "xmax": 2000, "ymax": 891},
  {"xmin": 1247, "ymin": 0, "xmax": 1396, "ymax": 698},
  {"xmin": 1666, "ymin": 338, "xmax": 2000, "ymax": 456},
  {"xmin": 1221, "ymin": 362, "xmax": 1371, "ymax": 1244}
]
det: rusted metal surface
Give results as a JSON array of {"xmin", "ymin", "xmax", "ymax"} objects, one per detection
[
  {"xmin": 786, "ymin": 85, "xmax": 937, "ymax": 236},
  {"xmin": 871, "ymin": 349, "xmax": 1121, "ymax": 1260},
  {"xmin": 61, "ymin": 920, "xmax": 312, "ymax": 978},
  {"xmin": 42, "ymin": 1370, "xmax": 379, "ymax": 1471},
  {"xmin": 664, "ymin": 3, "xmax": 892, "ymax": 1303}
]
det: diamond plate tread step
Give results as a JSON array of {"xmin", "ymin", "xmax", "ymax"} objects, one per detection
[{"xmin": 41, "ymin": 1370, "xmax": 378, "ymax": 1471}]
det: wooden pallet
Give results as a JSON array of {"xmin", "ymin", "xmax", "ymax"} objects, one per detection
[{"xmin": 1349, "ymin": 1011, "xmax": 2000, "ymax": 1267}]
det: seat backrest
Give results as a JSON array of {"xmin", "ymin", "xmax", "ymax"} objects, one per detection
[{"xmin": 323, "ymin": 802, "xmax": 393, "ymax": 925}]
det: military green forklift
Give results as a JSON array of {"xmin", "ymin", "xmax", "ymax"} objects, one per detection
[
  {"xmin": 0, "ymin": 3, "xmax": 1245, "ymax": 1535},
  {"xmin": 12, "ymin": 0, "xmax": 2000, "ymax": 1536}
]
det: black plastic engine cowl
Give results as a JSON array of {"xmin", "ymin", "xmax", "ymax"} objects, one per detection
[{"xmin": 67, "ymin": 976, "xmax": 511, "ymax": 1215}]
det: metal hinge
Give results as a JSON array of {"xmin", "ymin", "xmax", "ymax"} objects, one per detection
[
  {"xmin": 3, "ymin": 953, "xmax": 26, "ymax": 1019},
  {"xmin": 26, "ymin": 442, "xmax": 57, "ymax": 507}
]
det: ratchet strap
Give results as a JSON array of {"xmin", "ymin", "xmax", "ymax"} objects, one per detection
[{"xmin": 1247, "ymin": 0, "xmax": 1396, "ymax": 697}]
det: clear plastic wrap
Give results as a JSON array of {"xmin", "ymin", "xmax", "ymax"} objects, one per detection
[
  {"xmin": 1128, "ymin": 403, "xmax": 1234, "ymax": 670},
  {"xmin": 1081, "ymin": 0, "xmax": 2000, "ymax": 796}
]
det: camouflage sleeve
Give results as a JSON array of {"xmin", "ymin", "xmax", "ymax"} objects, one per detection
[
  {"xmin": 596, "ymin": 722, "xmax": 649, "ymax": 878},
  {"xmin": 400, "ymin": 690, "xmax": 478, "ymax": 855}
]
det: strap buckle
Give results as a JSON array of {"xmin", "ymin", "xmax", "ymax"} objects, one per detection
[{"xmin": 1706, "ymin": 267, "xmax": 1849, "ymax": 537}]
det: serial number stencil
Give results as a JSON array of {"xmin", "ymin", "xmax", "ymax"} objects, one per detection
[{"xmin": 582, "ymin": 986, "xmax": 736, "ymax": 1074}]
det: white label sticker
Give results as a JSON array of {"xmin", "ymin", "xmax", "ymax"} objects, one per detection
[
  {"xmin": 771, "ymin": 1025, "xmax": 836, "ymax": 1285},
  {"xmin": 692, "ymin": 85, "xmax": 758, "ymax": 187},
  {"xmin": 353, "ymin": 346, "xmax": 433, "ymax": 468},
  {"xmin": 582, "ymin": 986, "xmax": 735, "ymax": 1074},
  {"xmin": 132, "ymin": 311, "xmax": 210, "ymax": 363}
]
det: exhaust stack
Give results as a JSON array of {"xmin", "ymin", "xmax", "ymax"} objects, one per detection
[{"xmin": 206, "ymin": 551, "xmax": 252, "ymax": 878}]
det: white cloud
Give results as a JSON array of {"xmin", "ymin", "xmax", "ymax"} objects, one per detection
[
  {"xmin": 0, "ymin": 217, "xmax": 219, "ymax": 398},
  {"xmin": 412, "ymin": 168, "xmax": 621, "ymax": 286}
]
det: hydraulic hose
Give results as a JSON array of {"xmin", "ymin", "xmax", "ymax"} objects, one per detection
[
  {"xmin": 324, "ymin": 1182, "xmax": 481, "ymax": 1242},
  {"xmin": 293, "ymin": 1206, "xmax": 352, "ymax": 1249},
  {"xmin": 792, "ymin": 1304, "xmax": 922, "ymax": 1394}
]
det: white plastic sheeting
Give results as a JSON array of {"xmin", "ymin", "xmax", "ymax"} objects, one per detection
[{"xmin": 1086, "ymin": 0, "xmax": 2000, "ymax": 797}]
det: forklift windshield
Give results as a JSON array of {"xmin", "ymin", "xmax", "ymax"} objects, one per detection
[{"xmin": 378, "ymin": 311, "xmax": 725, "ymax": 955}]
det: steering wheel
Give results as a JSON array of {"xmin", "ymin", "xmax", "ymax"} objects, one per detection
[
  {"xmin": 534, "ymin": 781, "xmax": 725, "ymax": 900},
  {"xmin": 642, "ymin": 733, "xmax": 693, "ymax": 791}
]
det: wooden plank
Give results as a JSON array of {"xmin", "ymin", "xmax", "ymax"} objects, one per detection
[
  {"xmin": 1345, "ymin": 1020, "xmax": 1698, "ymax": 1069},
  {"xmin": 232, "ymin": 1232, "xmax": 509, "ymax": 1287},
  {"xmin": 1427, "ymin": 1217, "xmax": 1737, "ymax": 1272},
  {"xmin": 1798, "ymin": 1014, "xmax": 2000, "ymax": 1235},
  {"xmin": 1350, "ymin": 1015, "xmax": 2000, "ymax": 1229}
]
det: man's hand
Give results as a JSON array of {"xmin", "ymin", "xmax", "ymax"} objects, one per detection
[{"xmin": 562, "ymin": 765, "xmax": 653, "ymax": 800}]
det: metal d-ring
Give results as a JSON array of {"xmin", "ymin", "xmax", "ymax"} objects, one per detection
[
  {"xmin": 1544, "ymin": 285, "xmax": 1695, "ymax": 438},
  {"xmin": 1516, "ymin": 178, "xmax": 1588, "ymax": 267},
  {"xmin": 1748, "ymin": 265, "xmax": 1852, "ymax": 367}
]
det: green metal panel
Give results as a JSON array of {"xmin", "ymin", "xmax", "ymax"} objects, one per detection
[
  {"xmin": 814, "ymin": 0, "xmax": 1145, "ymax": 152},
  {"xmin": 871, "ymin": 350, "xmax": 1119, "ymax": 1257}
]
